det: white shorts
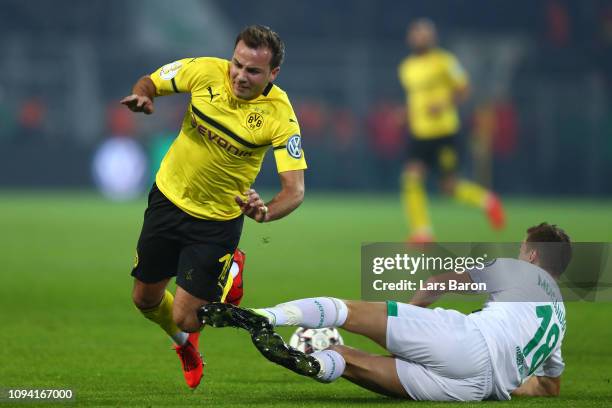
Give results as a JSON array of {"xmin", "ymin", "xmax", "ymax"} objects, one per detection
[{"xmin": 386, "ymin": 302, "xmax": 493, "ymax": 401}]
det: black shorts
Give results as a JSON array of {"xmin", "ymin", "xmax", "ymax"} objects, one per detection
[
  {"xmin": 131, "ymin": 183, "xmax": 244, "ymax": 301},
  {"xmin": 407, "ymin": 134, "xmax": 459, "ymax": 174}
]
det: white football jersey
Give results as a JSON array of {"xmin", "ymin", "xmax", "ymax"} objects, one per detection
[{"xmin": 467, "ymin": 258, "xmax": 566, "ymax": 400}]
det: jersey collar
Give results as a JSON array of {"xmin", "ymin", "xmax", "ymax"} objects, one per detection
[{"xmin": 228, "ymin": 82, "xmax": 274, "ymax": 103}]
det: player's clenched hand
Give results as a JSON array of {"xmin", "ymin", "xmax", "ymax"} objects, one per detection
[
  {"xmin": 235, "ymin": 189, "xmax": 268, "ymax": 223},
  {"xmin": 120, "ymin": 94, "xmax": 154, "ymax": 114}
]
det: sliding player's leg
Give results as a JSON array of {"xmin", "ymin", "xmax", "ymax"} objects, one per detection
[
  {"xmin": 343, "ymin": 301, "xmax": 492, "ymax": 401},
  {"xmin": 341, "ymin": 301, "xmax": 388, "ymax": 348},
  {"xmin": 199, "ymin": 301, "xmax": 405, "ymax": 396},
  {"xmin": 200, "ymin": 298, "xmax": 389, "ymax": 348},
  {"xmin": 255, "ymin": 298, "xmax": 388, "ymax": 347},
  {"xmin": 384, "ymin": 301, "xmax": 493, "ymax": 401},
  {"xmin": 320, "ymin": 345, "xmax": 409, "ymax": 398},
  {"xmin": 248, "ymin": 311, "xmax": 489, "ymax": 401},
  {"xmin": 200, "ymin": 299, "xmax": 492, "ymax": 400}
]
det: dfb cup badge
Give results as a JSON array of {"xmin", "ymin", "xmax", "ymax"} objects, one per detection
[{"xmin": 287, "ymin": 135, "xmax": 302, "ymax": 159}]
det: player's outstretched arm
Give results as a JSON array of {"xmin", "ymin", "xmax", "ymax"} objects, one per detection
[
  {"xmin": 264, "ymin": 169, "xmax": 304, "ymax": 221},
  {"xmin": 409, "ymin": 271, "xmax": 474, "ymax": 307},
  {"xmin": 120, "ymin": 76, "xmax": 156, "ymax": 114},
  {"xmin": 511, "ymin": 375, "xmax": 561, "ymax": 397},
  {"xmin": 235, "ymin": 170, "xmax": 304, "ymax": 223}
]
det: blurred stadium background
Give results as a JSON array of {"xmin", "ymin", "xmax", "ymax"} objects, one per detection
[
  {"xmin": 1, "ymin": 0, "xmax": 612, "ymax": 195},
  {"xmin": 1, "ymin": 1, "xmax": 612, "ymax": 406}
]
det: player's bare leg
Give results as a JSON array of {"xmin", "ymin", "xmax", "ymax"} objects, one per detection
[
  {"xmin": 169, "ymin": 248, "xmax": 245, "ymax": 388},
  {"xmin": 132, "ymin": 278, "xmax": 170, "ymax": 310},
  {"xmin": 132, "ymin": 278, "xmax": 203, "ymax": 388},
  {"xmin": 172, "ymin": 286, "xmax": 209, "ymax": 388},
  {"xmin": 341, "ymin": 301, "xmax": 388, "ymax": 348},
  {"xmin": 173, "ymin": 286, "xmax": 210, "ymax": 333},
  {"xmin": 329, "ymin": 345, "xmax": 409, "ymax": 399},
  {"xmin": 132, "ymin": 277, "xmax": 189, "ymax": 344}
]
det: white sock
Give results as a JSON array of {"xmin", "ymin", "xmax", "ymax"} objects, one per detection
[
  {"xmin": 312, "ymin": 350, "xmax": 346, "ymax": 382},
  {"xmin": 172, "ymin": 331, "xmax": 189, "ymax": 346},
  {"xmin": 255, "ymin": 297, "xmax": 348, "ymax": 328},
  {"xmin": 253, "ymin": 307, "xmax": 286, "ymax": 326}
]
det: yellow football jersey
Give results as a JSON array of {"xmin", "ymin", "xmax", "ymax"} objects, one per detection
[
  {"xmin": 149, "ymin": 57, "xmax": 307, "ymax": 221},
  {"xmin": 398, "ymin": 48, "xmax": 468, "ymax": 139}
]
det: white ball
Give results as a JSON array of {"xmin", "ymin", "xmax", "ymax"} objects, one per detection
[{"xmin": 288, "ymin": 327, "xmax": 344, "ymax": 354}]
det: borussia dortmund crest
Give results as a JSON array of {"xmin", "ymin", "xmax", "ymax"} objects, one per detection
[{"xmin": 246, "ymin": 112, "xmax": 264, "ymax": 130}]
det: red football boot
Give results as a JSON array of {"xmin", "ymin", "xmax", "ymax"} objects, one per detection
[
  {"xmin": 225, "ymin": 249, "xmax": 245, "ymax": 306},
  {"xmin": 173, "ymin": 332, "xmax": 203, "ymax": 389},
  {"xmin": 485, "ymin": 194, "xmax": 505, "ymax": 230},
  {"xmin": 408, "ymin": 232, "xmax": 435, "ymax": 244}
]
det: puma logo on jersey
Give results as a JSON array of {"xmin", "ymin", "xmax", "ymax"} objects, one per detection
[
  {"xmin": 208, "ymin": 86, "xmax": 220, "ymax": 102},
  {"xmin": 196, "ymin": 124, "xmax": 252, "ymax": 157}
]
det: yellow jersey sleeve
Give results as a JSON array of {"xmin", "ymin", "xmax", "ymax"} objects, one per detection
[
  {"xmin": 445, "ymin": 53, "xmax": 469, "ymax": 90},
  {"xmin": 271, "ymin": 105, "xmax": 307, "ymax": 173},
  {"xmin": 149, "ymin": 57, "xmax": 210, "ymax": 96}
]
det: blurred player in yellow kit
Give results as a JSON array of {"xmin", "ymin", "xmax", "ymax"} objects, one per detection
[{"xmin": 398, "ymin": 19, "xmax": 505, "ymax": 242}]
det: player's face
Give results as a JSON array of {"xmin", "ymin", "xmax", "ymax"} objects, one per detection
[
  {"xmin": 230, "ymin": 40, "xmax": 280, "ymax": 100},
  {"xmin": 407, "ymin": 23, "xmax": 436, "ymax": 52}
]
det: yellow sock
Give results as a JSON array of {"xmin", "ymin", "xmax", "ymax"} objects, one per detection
[
  {"xmin": 140, "ymin": 290, "xmax": 185, "ymax": 343},
  {"xmin": 401, "ymin": 170, "xmax": 431, "ymax": 234},
  {"xmin": 454, "ymin": 179, "xmax": 489, "ymax": 208}
]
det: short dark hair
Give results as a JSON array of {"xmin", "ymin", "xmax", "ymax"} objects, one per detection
[
  {"xmin": 526, "ymin": 223, "xmax": 572, "ymax": 276},
  {"xmin": 409, "ymin": 18, "xmax": 436, "ymax": 32},
  {"xmin": 235, "ymin": 25, "xmax": 285, "ymax": 69}
]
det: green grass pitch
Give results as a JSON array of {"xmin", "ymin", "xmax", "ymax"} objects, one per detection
[{"xmin": 0, "ymin": 191, "xmax": 611, "ymax": 407}]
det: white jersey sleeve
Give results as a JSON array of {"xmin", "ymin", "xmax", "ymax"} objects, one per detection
[
  {"xmin": 468, "ymin": 258, "xmax": 558, "ymax": 302},
  {"xmin": 467, "ymin": 259, "xmax": 517, "ymax": 293}
]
